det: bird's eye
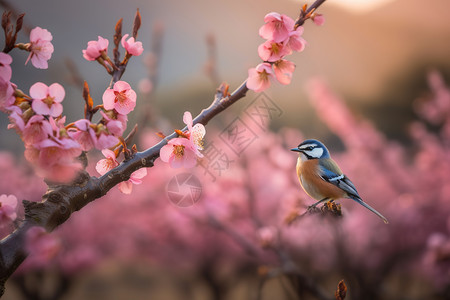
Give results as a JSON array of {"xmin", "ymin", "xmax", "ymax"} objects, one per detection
[{"xmin": 305, "ymin": 146, "xmax": 313, "ymax": 151}]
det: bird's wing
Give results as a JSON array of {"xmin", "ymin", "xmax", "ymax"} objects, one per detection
[{"xmin": 318, "ymin": 159, "xmax": 360, "ymax": 199}]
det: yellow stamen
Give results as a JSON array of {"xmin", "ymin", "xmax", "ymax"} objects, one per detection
[
  {"xmin": 43, "ymin": 95, "xmax": 54, "ymax": 108},
  {"xmin": 173, "ymin": 145, "xmax": 185, "ymax": 158},
  {"xmin": 271, "ymin": 43, "xmax": 280, "ymax": 54}
]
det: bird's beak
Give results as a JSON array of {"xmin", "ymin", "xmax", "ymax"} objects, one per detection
[{"xmin": 290, "ymin": 147, "xmax": 301, "ymax": 152}]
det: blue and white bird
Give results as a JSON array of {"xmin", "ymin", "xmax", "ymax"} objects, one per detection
[{"xmin": 291, "ymin": 139, "xmax": 388, "ymax": 224}]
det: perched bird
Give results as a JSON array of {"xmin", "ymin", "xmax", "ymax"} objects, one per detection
[{"xmin": 291, "ymin": 139, "xmax": 388, "ymax": 224}]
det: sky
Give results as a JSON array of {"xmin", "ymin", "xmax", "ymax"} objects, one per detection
[{"xmin": 324, "ymin": 0, "xmax": 395, "ymax": 13}]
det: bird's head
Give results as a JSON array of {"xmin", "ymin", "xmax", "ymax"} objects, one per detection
[{"xmin": 290, "ymin": 139, "xmax": 330, "ymax": 160}]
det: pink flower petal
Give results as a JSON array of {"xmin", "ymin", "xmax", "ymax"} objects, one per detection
[
  {"xmin": 274, "ymin": 59, "xmax": 296, "ymax": 85},
  {"xmin": 31, "ymin": 99, "xmax": 51, "ymax": 115},
  {"xmin": 118, "ymin": 181, "xmax": 133, "ymax": 194},
  {"xmin": 169, "ymin": 155, "xmax": 184, "ymax": 168},
  {"xmin": 114, "ymin": 96, "xmax": 136, "ymax": 115},
  {"xmin": 114, "ymin": 80, "xmax": 131, "ymax": 91},
  {"xmin": 130, "ymin": 167, "xmax": 147, "ymax": 182},
  {"xmin": 29, "ymin": 82, "xmax": 49, "ymax": 99},
  {"xmin": 246, "ymin": 63, "xmax": 274, "ymax": 93},
  {"xmin": 48, "ymin": 83, "xmax": 65, "ymax": 103},
  {"xmin": 96, "ymin": 157, "xmax": 117, "ymax": 175},
  {"xmin": 0, "ymin": 53, "xmax": 13, "ymax": 65},
  {"xmin": 101, "ymin": 149, "xmax": 117, "ymax": 160},
  {"xmin": 182, "ymin": 149, "xmax": 197, "ymax": 168},
  {"xmin": 183, "ymin": 111, "xmax": 193, "ymax": 131},
  {"xmin": 48, "ymin": 102, "xmax": 63, "ymax": 117},
  {"xmin": 160, "ymin": 144, "xmax": 173, "ymax": 162},
  {"xmin": 102, "ymin": 89, "xmax": 116, "ymax": 110},
  {"xmin": 97, "ymin": 36, "xmax": 109, "ymax": 51},
  {"xmin": 30, "ymin": 27, "xmax": 52, "ymax": 42}
]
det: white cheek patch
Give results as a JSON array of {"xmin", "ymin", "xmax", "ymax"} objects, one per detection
[{"xmin": 305, "ymin": 147, "xmax": 323, "ymax": 158}]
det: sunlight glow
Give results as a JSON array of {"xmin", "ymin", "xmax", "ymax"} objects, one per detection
[{"xmin": 298, "ymin": 0, "xmax": 396, "ymax": 13}]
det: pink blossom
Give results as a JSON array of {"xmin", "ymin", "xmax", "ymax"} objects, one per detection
[
  {"xmin": 37, "ymin": 156, "xmax": 82, "ymax": 183},
  {"xmin": 7, "ymin": 109, "xmax": 25, "ymax": 133},
  {"xmin": 25, "ymin": 27, "xmax": 54, "ymax": 69},
  {"xmin": 23, "ymin": 130, "xmax": 82, "ymax": 183},
  {"xmin": 183, "ymin": 111, "xmax": 206, "ymax": 154},
  {"xmin": 118, "ymin": 168, "xmax": 147, "ymax": 194},
  {"xmin": 258, "ymin": 40, "xmax": 290, "ymax": 62},
  {"xmin": 70, "ymin": 119, "xmax": 119, "ymax": 151},
  {"xmin": 0, "ymin": 77, "xmax": 15, "ymax": 111},
  {"xmin": 102, "ymin": 81, "xmax": 137, "ymax": 115},
  {"xmin": 313, "ymin": 14, "xmax": 325, "ymax": 26},
  {"xmin": 0, "ymin": 194, "xmax": 18, "ymax": 226},
  {"xmin": 30, "ymin": 82, "xmax": 65, "ymax": 117},
  {"xmin": 36, "ymin": 137, "xmax": 81, "ymax": 167},
  {"xmin": 0, "ymin": 52, "xmax": 12, "ymax": 81},
  {"xmin": 259, "ymin": 12, "xmax": 295, "ymax": 43},
  {"xmin": 160, "ymin": 137, "xmax": 199, "ymax": 168},
  {"xmin": 121, "ymin": 34, "xmax": 144, "ymax": 56},
  {"xmin": 285, "ymin": 27, "xmax": 306, "ymax": 53},
  {"xmin": 95, "ymin": 131, "xmax": 119, "ymax": 150},
  {"xmin": 246, "ymin": 63, "xmax": 275, "ymax": 93},
  {"xmin": 22, "ymin": 115, "xmax": 52, "ymax": 146},
  {"xmin": 69, "ymin": 119, "xmax": 96, "ymax": 151},
  {"xmin": 82, "ymin": 36, "xmax": 109, "ymax": 61},
  {"xmin": 100, "ymin": 110, "xmax": 127, "ymax": 137},
  {"xmin": 273, "ymin": 59, "xmax": 295, "ymax": 85},
  {"xmin": 96, "ymin": 149, "xmax": 119, "ymax": 175},
  {"xmin": 96, "ymin": 149, "xmax": 146, "ymax": 194}
]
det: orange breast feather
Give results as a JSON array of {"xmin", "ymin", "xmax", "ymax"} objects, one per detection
[{"xmin": 297, "ymin": 159, "xmax": 346, "ymax": 201}]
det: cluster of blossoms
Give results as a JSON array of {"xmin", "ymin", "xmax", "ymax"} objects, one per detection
[
  {"xmin": 0, "ymin": 19, "xmax": 145, "ymax": 188},
  {"xmin": 159, "ymin": 111, "xmax": 206, "ymax": 168},
  {"xmin": 246, "ymin": 11, "xmax": 324, "ymax": 93},
  {"xmin": 82, "ymin": 34, "xmax": 143, "ymax": 71},
  {"xmin": 246, "ymin": 12, "xmax": 306, "ymax": 92}
]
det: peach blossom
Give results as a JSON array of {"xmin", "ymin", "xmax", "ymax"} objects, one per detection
[
  {"xmin": 82, "ymin": 36, "xmax": 109, "ymax": 61},
  {"xmin": 160, "ymin": 137, "xmax": 199, "ymax": 169},
  {"xmin": 102, "ymin": 81, "xmax": 137, "ymax": 115},
  {"xmin": 30, "ymin": 82, "xmax": 65, "ymax": 117},
  {"xmin": 246, "ymin": 63, "xmax": 274, "ymax": 93},
  {"xmin": 273, "ymin": 59, "xmax": 295, "ymax": 85},
  {"xmin": 258, "ymin": 40, "xmax": 290, "ymax": 62},
  {"xmin": 121, "ymin": 34, "xmax": 144, "ymax": 56},
  {"xmin": 26, "ymin": 27, "xmax": 54, "ymax": 69},
  {"xmin": 259, "ymin": 12, "xmax": 295, "ymax": 43}
]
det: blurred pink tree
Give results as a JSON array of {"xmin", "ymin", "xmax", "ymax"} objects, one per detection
[
  {"xmin": 3, "ymin": 71, "xmax": 450, "ymax": 299},
  {"xmin": 1, "ymin": 0, "xmax": 450, "ymax": 299}
]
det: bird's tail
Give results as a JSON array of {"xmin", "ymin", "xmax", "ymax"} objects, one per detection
[{"xmin": 349, "ymin": 195, "xmax": 389, "ymax": 224}]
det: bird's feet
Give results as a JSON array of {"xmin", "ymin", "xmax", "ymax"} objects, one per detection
[{"xmin": 321, "ymin": 200, "xmax": 342, "ymax": 216}]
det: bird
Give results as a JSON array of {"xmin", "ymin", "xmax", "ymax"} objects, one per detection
[{"xmin": 291, "ymin": 139, "xmax": 388, "ymax": 224}]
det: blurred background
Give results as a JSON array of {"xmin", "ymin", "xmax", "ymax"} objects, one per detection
[{"xmin": 1, "ymin": 0, "xmax": 450, "ymax": 299}]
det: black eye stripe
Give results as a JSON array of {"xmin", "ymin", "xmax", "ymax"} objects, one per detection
[{"xmin": 300, "ymin": 146, "xmax": 314, "ymax": 151}]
